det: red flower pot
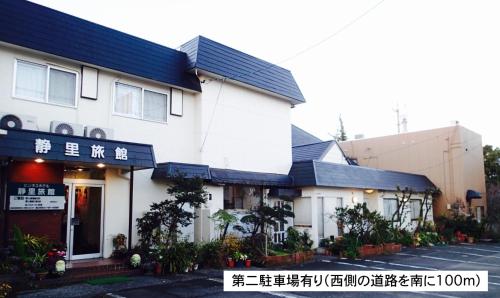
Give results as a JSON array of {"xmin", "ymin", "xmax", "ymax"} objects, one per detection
[
  {"xmin": 227, "ymin": 259, "xmax": 235, "ymax": 268},
  {"xmin": 245, "ymin": 259, "xmax": 251, "ymax": 268}
]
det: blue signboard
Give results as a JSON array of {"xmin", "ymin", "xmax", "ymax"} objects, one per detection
[{"xmin": 0, "ymin": 129, "xmax": 156, "ymax": 168}]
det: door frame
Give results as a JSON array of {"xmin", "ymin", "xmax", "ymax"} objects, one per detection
[{"xmin": 63, "ymin": 178, "xmax": 105, "ymax": 260}]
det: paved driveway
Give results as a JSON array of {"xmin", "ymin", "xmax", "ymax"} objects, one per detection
[
  {"xmin": 19, "ymin": 243, "xmax": 500, "ymax": 298},
  {"xmin": 106, "ymin": 243, "xmax": 500, "ymax": 298}
]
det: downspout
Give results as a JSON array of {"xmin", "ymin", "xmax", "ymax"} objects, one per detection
[
  {"xmin": 128, "ymin": 166, "xmax": 134, "ymax": 251},
  {"xmin": 1, "ymin": 160, "xmax": 8, "ymax": 247}
]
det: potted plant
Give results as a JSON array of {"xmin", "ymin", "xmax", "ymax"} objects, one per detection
[
  {"xmin": 112, "ymin": 233, "xmax": 128, "ymax": 259},
  {"xmin": 233, "ymin": 252, "xmax": 247, "ymax": 268},
  {"xmin": 227, "ymin": 257, "xmax": 235, "ymax": 268}
]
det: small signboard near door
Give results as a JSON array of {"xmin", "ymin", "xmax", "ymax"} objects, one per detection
[{"xmin": 8, "ymin": 183, "xmax": 65, "ymax": 210}]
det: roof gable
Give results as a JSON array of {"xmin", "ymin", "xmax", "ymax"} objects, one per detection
[
  {"xmin": 291, "ymin": 125, "xmax": 323, "ymax": 147},
  {"xmin": 0, "ymin": 1, "xmax": 201, "ymax": 91},
  {"xmin": 180, "ymin": 36, "xmax": 305, "ymax": 104},
  {"xmin": 292, "ymin": 141, "xmax": 333, "ymax": 162}
]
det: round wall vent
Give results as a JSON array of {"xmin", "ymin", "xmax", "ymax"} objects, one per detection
[
  {"xmin": 0, "ymin": 114, "xmax": 22, "ymax": 129},
  {"xmin": 55, "ymin": 123, "xmax": 74, "ymax": 135},
  {"xmin": 89, "ymin": 127, "xmax": 106, "ymax": 139}
]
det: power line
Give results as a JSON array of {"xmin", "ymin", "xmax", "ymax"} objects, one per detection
[{"xmin": 199, "ymin": 0, "xmax": 386, "ymax": 151}]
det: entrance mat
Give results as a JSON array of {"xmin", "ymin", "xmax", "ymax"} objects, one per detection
[{"xmin": 85, "ymin": 276, "xmax": 131, "ymax": 285}]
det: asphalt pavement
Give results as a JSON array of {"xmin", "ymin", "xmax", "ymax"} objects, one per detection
[{"xmin": 19, "ymin": 242, "xmax": 500, "ymax": 298}]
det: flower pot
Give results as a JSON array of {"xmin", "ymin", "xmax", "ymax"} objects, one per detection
[
  {"xmin": 154, "ymin": 263, "xmax": 163, "ymax": 275},
  {"xmin": 245, "ymin": 259, "xmax": 251, "ymax": 268},
  {"xmin": 468, "ymin": 236, "xmax": 474, "ymax": 244},
  {"xmin": 192, "ymin": 263, "xmax": 199, "ymax": 271},
  {"xmin": 236, "ymin": 260, "xmax": 245, "ymax": 268},
  {"xmin": 35, "ymin": 271, "xmax": 49, "ymax": 280},
  {"xmin": 227, "ymin": 259, "xmax": 235, "ymax": 268},
  {"xmin": 358, "ymin": 244, "xmax": 383, "ymax": 258}
]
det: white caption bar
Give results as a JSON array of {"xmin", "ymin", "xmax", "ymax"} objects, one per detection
[{"xmin": 224, "ymin": 270, "xmax": 488, "ymax": 292}]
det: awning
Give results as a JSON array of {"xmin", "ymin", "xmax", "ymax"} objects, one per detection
[
  {"xmin": 151, "ymin": 162, "xmax": 211, "ymax": 180},
  {"xmin": 210, "ymin": 168, "xmax": 292, "ymax": 187},
  {"xmin": 466, "ymin": 189, "xmax": 482, "ymax": 200},
  {"xmin": 0, "ymin": 129, "xmax": 156, "ymax": 169}
]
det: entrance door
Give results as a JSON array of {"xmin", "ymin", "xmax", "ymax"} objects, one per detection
[{"xmin": 64, "ymin": 179, "xmax": 104, "ymax": 260}]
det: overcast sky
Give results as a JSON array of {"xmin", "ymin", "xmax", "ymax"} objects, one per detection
[{"xmin": 31, "ymin": 0, "xmax": 500, "ymax": 147}]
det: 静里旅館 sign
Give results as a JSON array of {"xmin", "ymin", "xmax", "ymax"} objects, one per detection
[{"xmin": 8, "ymin": 183, "xmax": 65, "ymax": 210}]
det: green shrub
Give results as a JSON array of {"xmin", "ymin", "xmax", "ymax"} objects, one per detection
[{"xmin": 198, "ymin": 240, "xmax": 223, "ymax": 268}]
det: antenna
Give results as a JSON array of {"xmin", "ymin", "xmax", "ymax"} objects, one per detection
[{"xmin": 393, "ymin": 104, "xmax": 400, "ymax": 134}]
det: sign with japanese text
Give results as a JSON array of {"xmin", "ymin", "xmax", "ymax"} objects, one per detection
[
  {"xmin": 0, "ymin": 129, "xmax": 155, "ymax": 168},
  {"xmin": 35, "ymin": 138, "xmax": 127, "ymax": 160},
  {"xmin": 8, "ymin": 183, "xmax": 65, "ymax": 210}
]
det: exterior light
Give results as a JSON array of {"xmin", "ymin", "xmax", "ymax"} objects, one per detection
[
  {"xmin": 34, "ymin": 158, "xmax": 44, "ymax": 163},
  {"xmin": 97, "ymin": 163, "xmax": 105, "ymax": 168},
  {"xmin": 77, "ymin": 168, "xmax": 83, "ymax": 172},
  {"xmin": 364, "ymin": 189, "xmax": 374, "ymax": 194}
]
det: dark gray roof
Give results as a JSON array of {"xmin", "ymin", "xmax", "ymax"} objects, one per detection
[
  {"xmin": 289, "ymin": 160, "xmax": 435, "ymax": 192},
  {"xmin": 210, "ymin": 168, "xmax": 291, "ymax": 187},
  {"xmin": 0, "ymin": 1, "xmax": 201, "ymax": 92},
  {"xmin": 152, "ymin": 162, "xmax": 211, "ymax": 180},
  {"xmin": 291, "ymin": 125, "xmax": 323, "ymax": 147},
  {"xmin": 151, "ymin": 162, "xmax": 291, "ymax": 187},
  {"xmin": 292, "ymin": 141, "xmax": 333, "ymax": 162},
  {"xmin": 180, "ymin": 36, "xmax": 305, "ymax": 104}
]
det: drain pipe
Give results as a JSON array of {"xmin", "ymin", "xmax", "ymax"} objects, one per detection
[{"xmin": 128, "ymin": 166, "xmax": 134, "ymax": 251}]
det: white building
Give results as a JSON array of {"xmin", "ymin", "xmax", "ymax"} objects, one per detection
[{"xmin": 0, "ymin": 1, "xmax": 435, "ymax": 260}]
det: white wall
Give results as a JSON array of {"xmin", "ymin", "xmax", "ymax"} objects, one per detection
[
  {"xmin": 294, "ymin": 188, "xmax": 435, "ymax": 248},
  {"xmin": 195, "ymin": 75, "xmax": 293, "ymax": 174},
  {"xmin": 321, "ymin": 142, "xmax": 349, "ymax": 164},
  {"xmin": 0, "ymin": 45, "xmax": 297, "ymax": 255},
  {"xmin": 295, "ymin": 187, "xmax": 364, "ymax": 248},
  {"xmin": 0, "ymin": 45, "xmax": 200, "ymax": 164}
]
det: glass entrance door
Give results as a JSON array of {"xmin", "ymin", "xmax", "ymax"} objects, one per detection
[{"xmin": 64, "ymin": 180, "xmax": 104, "ymax": 260}]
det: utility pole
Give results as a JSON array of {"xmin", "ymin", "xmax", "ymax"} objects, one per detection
[{"xmin": 393, "ymin": 105, "xmax": 400, "ymax": 134}]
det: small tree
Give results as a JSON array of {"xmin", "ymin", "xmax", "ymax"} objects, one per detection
[
  {"xmin": 136, "ymin": 173, "xmax": 208, "ymax": 248},
  {"xmin": 210, "ymin": 209, "xmax": 238, "ymax": 241},
  {"xmin": 415, "ymin": 187, "xmax": 441, "ymax": 232},
  {"xmin": 392, "ymin": 187, "xmax": 413, "ymax": 230},
  {"xmin": 335, "ymin": 115, "xmax": 348, "ymax": 142},
  {"xmin": 234, "ymin": 204, "xmax": 295, "ymax": 237}
]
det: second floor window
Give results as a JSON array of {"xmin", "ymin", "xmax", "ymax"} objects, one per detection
[
  {"xmin": 114, "ymin": 82, "xmax": 167, "ymax": 122},
  {"xmin": 14, "ymin": 60, "xmax": 77, "ymax": 107}
]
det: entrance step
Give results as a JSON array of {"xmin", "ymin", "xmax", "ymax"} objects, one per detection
[{"xmin": 38, "ymin": 258, "xmax": 141, "ymax": 288}]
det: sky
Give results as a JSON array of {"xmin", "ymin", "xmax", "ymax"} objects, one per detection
[{"xmin": 31, "ymin": 0, "xmax": 500, "ymax": 147}]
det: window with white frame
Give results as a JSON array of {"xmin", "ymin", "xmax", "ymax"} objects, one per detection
[
  {"xmin": 114, "ymin": 82, "xmax": 168, "ymax": 122},
  {"xmin": 383, "ymin": 198, "xmax": 399, "ymax": 221},
  {"xmin": 293, "ymin": 197, "xmax": 312, "ymax": 226},
  {"xmin": 14, "ymin": 60, "xmax": 77, "ymax": 107},
  {"xmin": 410, "ymin": 199, "xmax": 422, "ymax": 221}
]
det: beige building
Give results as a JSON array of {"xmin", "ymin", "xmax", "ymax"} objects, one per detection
[{"xmin": 340, "ymin": 125, "xmax": 487, "ymax": 219}]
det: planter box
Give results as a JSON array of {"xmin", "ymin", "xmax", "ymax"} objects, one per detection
[
  {"xmin": 264, "ymin": 251, "xmax": 314, "ymax": 267},
  {"xmin": 383, "ymin": 243, "xmax": 402, "ymax": 254},
  {"xmin": 358, "ymin": 244, "xmax": 383, "ymax": 258}
]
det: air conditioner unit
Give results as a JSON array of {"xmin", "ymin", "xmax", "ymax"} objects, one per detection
[
  {"xmin": 50, "ymin": 121, "xmax": 84, "ymax": 136},
  {"xmin": 84, "ymin": 126, "xmax": 114, "ymax": 140},
  {"xmin": 0, "ymin": 113, "xmax": 37, "ymax": 130}
]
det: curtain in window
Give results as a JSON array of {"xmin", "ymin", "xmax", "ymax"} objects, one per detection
[
  {"xmin": 383, "ymin": 199, "xmax": 398, "ymax": 221},
  {"xmin": 49, "ymin": 68, "xmax": 76, "ymax": 106},
  {"xmin": 115, "ymin": 83, "xmax": 141, "ymax": 117},
  {"xmin": 144, "ymin": 90, "xmax": 167, "ymax": 122},
  {"xmin": 294, "ymin": 197, "xmax": 312, "ymax": 226},
  {"xmin": 15, "ymin": 61, "xmax": 46, "ymax": 100},
  {"xmin": 410, "ymin": 200, "xmax": 421, "ymax": 220}
]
